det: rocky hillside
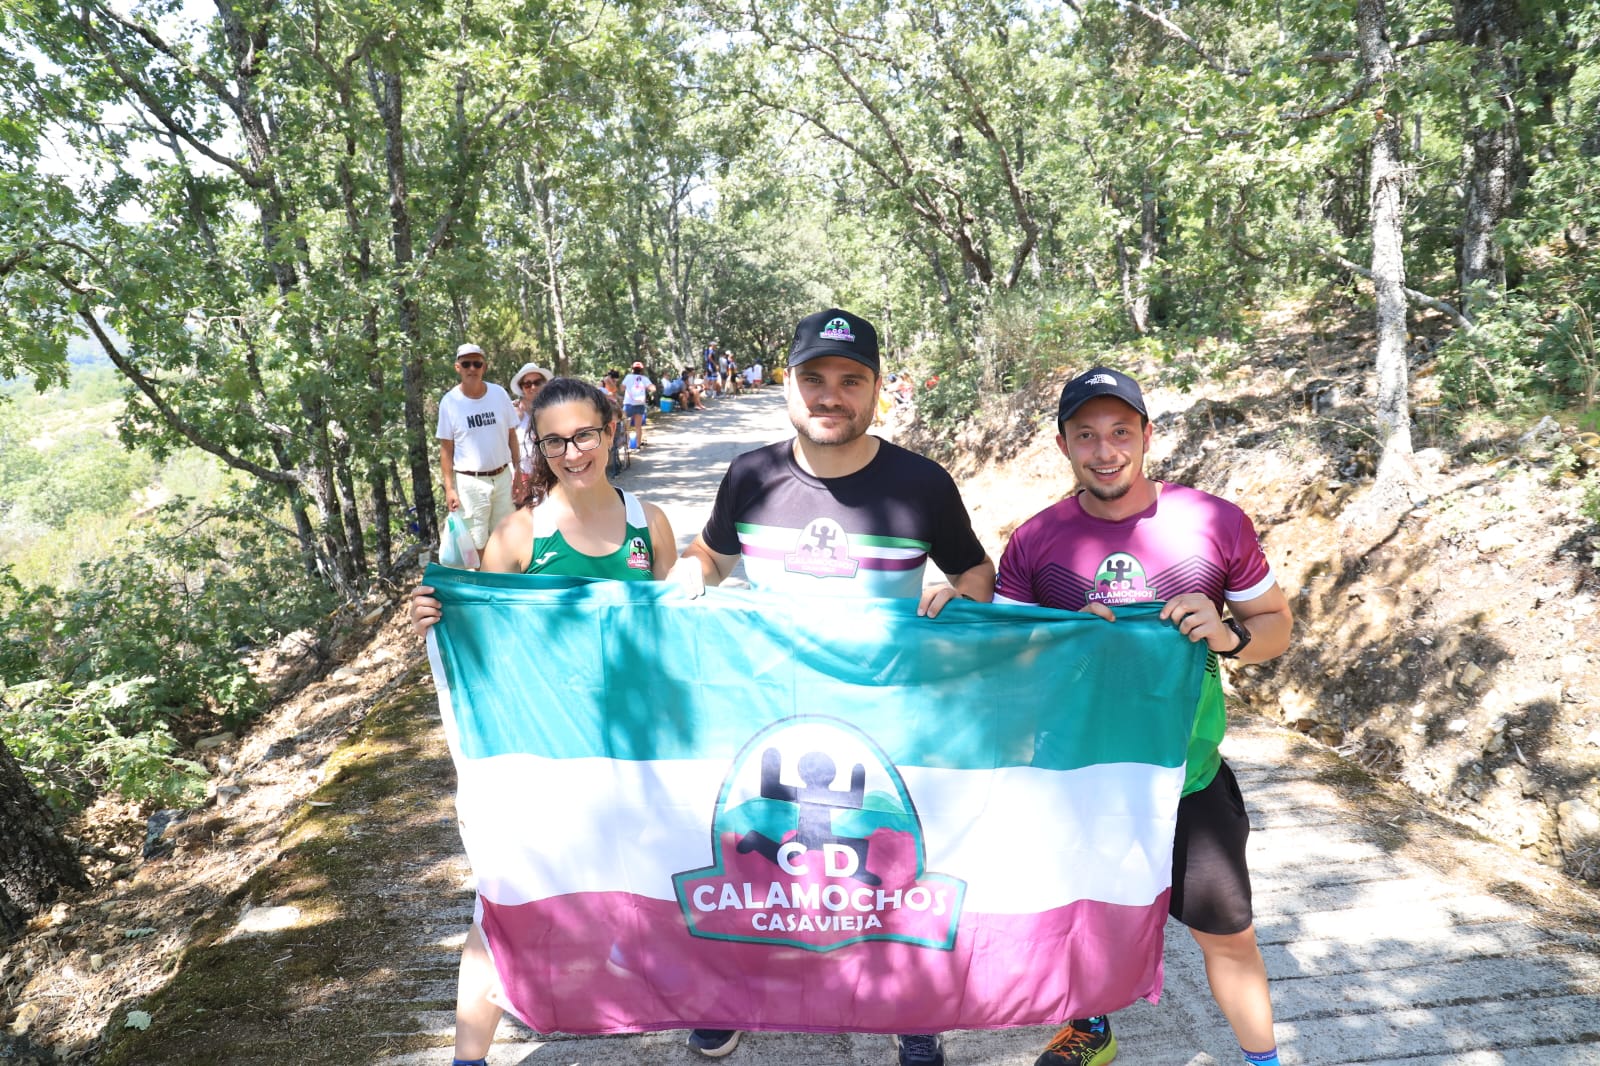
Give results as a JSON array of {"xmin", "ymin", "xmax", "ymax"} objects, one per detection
[{"xmin": 923, "ymin": 309, "xmax": 1600, "ymax": 887}]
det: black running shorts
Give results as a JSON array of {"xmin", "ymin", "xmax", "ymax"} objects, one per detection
[{"xmin": 1168, "ymin": 759, "xmax": 1253, "ymax": 935}]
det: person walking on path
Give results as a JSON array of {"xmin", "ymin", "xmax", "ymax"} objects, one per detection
[
  {"xmin": 621, "ymin": 361, "xmax": 655, "ymax": 450},
  {"xmin": 437, "ymin": 343, "xmax": 522, "ymax": 554},
  {"xmin": 411, "ymin": 376, "xmax": 678, "ymax": 1066},
  {"xmin": 508, "ymin": 362, "xmax": 551, "ymax": 506},
  {"xmin": 703, "ymin": 342, "xmax": 722, "ymax": 398},
  {"xmin": 668, "ymin": 308, "xmax": 994, "ymax": 1066},
  {"xmin": 993, "ymin": 367, "xmax": 1294, "ymax": 1066}
]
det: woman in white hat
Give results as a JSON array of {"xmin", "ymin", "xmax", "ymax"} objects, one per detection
[{"xmin": 508, "ymin": 362, "xmax": 552, "ymax": 506}]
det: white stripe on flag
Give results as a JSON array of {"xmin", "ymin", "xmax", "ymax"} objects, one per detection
[{"xmin": 454, "ymin": 754, "xmax": 1180, "ymax": 912}]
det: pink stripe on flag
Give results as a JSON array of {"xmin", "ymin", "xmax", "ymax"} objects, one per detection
[{"xmin": 480, "ymin": 891, "xmax": 1168, "ymax": 1035}]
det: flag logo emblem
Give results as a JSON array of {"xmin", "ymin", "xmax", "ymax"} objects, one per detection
[{"xmin": 674, "ymin": 717, "xmax": 965, "ymax": 951}]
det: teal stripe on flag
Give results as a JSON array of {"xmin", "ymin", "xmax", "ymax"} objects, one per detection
[{"xmin": 425, "ymin": 564, "xmax": 1204, "ymax": 771}]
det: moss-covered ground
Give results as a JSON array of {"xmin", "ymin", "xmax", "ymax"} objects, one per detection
[{"xmin": 98, "ymin": 665, "xmax": 465, "ymax": 1065}]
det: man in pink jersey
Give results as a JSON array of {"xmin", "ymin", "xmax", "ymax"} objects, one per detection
[{"xmin": 994, "ymin": 367, "xmax": 1294, "ymax": 1066}]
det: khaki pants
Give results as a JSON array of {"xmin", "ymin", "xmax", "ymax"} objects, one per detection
[{"xmin": 457, "ymin": 469, "xmax": 514, "ymax": 550}]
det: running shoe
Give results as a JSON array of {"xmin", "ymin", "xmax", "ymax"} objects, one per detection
[
  {"xmin": 687, "ymin": 1029, "xmax": 741, "ymax": 1058},
  {"xmin": 896, "ymin": 1033, "xmax": 945, "ymax": 1066},
  {"xmin": 1034, "ymin": 1018, "xmax": 1117, "ymax": 1066}
]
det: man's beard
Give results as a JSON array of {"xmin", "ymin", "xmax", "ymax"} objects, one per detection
[
  {"xmin": 791, "ymin": 407, "xmax": 870, "ymax": 446},
  {"xmin": 1080, "ymin": 478, "xmax": 1133, "ymax": 502}
]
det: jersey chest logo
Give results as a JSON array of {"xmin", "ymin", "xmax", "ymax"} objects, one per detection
[
  {"xmin": 784, "ymin": 518, "xmax": 860, "ymax": 579},
  {"xmin": 1089, "ymin": 552, "xmax": 1158, "ymax": 606}
]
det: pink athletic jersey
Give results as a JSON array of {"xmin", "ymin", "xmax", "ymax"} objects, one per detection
[{"xmin": 995, "ymin": 482, "xmax": 1276, "ymax": 793}]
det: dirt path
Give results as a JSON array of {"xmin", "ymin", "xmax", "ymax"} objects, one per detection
[
  {"xmin": 612, "ymin": 387, "xmax": 791, "ymax": 567},
  {"xmin": 84, "ymin": 389, "xmax": 1600, "ymax": 1065}
]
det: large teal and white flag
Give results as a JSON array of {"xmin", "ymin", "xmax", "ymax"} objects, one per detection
[{"xmin": 423, "ymin": 564, "xmax": 1205, "ymax": 1036}]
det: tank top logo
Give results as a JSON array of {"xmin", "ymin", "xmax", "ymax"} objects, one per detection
[
  {"xmin": 784, "ymin": 518, "xmax": 860, "ymax": 579},
  {"xmin": 627, "ymin": 536, "xmax": 652, "ymax": 570},
  {"xmin": 1089, "ymin": 552, "xmax": 1157, "ymax": 605}
]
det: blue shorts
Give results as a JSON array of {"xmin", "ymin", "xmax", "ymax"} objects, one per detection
[{"xmin": 623, "ymin": 403, "xmax": 647, "ymax": 418}]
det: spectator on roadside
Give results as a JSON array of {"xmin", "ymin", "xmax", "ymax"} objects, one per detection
[
  {"xmin": 703, "ymin": 342, "xmax": 721, "ymax": 396},
  {"xmin": 412, "ymin": 376, "xmax": 678, "ymax": 1066},
  {"xmin": 668, "ymin": 308, "xmax": 994, "ymax": 1066},
  {"xmin": 996, "ymin": 367, "xmax": 1294, "ymax": 1066},
  {"xmin": 621, "ymin": 361, "xmax": 655, "ymax": 449},
  {"xmin": 680, "ymin": 366, "xmax": 708, "ymax": 410},
  {"xmin": 662, "ymin": 369, "xmax": 698, "ymax": 413},
  {"xmin": 890, "ymin": 374, "xmax": 914, "ymax": 406},
  {"xmin": 509, "ymin": 361, "xmax": 552, "ymax": 506},
  {"xmin": 436, "ymin": 343, "xmax": 521, "ymax": 555}
]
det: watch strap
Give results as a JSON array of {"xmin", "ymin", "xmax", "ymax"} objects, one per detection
[{"xmin": 1216, "ymin": 616, "xmax": 1252, "ymax": 659}]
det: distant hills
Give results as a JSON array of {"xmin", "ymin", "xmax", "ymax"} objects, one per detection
[{"xmin": 67, "ymin": 333, "xmax": 113, "ymax": 368}]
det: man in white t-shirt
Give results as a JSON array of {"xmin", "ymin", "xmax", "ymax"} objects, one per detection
[
  {"xmin": 620, "ymin": 360, "xmax": 655, "ymax": 449},
  {"xmin": 436, "ymin": 342, "xmax": 521, "ymax": 553}
]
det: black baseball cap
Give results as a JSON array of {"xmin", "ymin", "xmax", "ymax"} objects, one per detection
[
  {"xmin": 787, "ymin": 309, "xmax": 880, "ymax": 373},
  {"xmin": 1056, "ymin": 366, "xmax": 1148, "ymax": 428}
]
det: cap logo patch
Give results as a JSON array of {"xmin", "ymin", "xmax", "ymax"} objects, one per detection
[
  {"xmin": 1086, "ymin": 373, "xmax": 1117, "ymax": 386},
  {"xmin": 819, "ymin": 318, "xmax": 856, "ymax": 343}
]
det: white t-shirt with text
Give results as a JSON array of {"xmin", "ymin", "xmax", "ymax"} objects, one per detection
[{"xmin": 436, "ymin": 384, "xmax": 517, "ymax": 472}]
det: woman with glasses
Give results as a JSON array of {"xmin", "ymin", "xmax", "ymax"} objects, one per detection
[
  {"xmin": 479, "ymin": 376, "xmax": 676, "ymax": 577},
  {"xmin": 412, "ymin": 376, "xmax": 677, "ymax": 1066},
  {"xmin": 508, "ymin": 363, "xmax": 550, "ymax": 506}
]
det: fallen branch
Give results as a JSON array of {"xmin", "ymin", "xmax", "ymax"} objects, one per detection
[{"xmin": 1317, "ymin": 247, "xmax": 1475, "ymax": 331}]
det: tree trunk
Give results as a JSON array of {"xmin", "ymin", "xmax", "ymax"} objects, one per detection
[
  {"xmin": 1360, "ymin": 0, "xmax": 1413, "ymax": 462},
  {"xmin": 531, "ymin": 159, "xmax": 571, "ymax": 372},
  {"xmin": 0, "ymin": 744, "xmax": 89, "ymax": 941},
  {"xmin": 918, "ymin": 234, "xmax": 971, "ymax": 362},
  {"xmin": 1454, "ymin": 0, "xmax": 1525, "ymax": 314},
  {"xmin": 371, "ymin": 60, "xmax": 439, "ymax": 550},
  {"xmin": 646, "ymin": 176, "xmax": 697, "ymax": 367},
  {"xmin": 335, "ymin": 79, "xmax": 393, "ymax": 581},
  {"xmin": 1136, "ymin": 173, "xmax": 1158, "ymax": 330},
  {"xmin": 298, "ymin": 392, "xmax": 361, "ymax": 598},
  {"xmin": 1116, "ymin": 231, "xmax": 1147, "ymax": 336},
  {"xmin": 1344, "ymin": 0, "xmax": 1422, "ymax": 545}
]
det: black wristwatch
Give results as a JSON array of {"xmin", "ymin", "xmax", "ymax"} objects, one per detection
[{"xmin": 1215, "ymin": 616, "xmax": 1252, "ymax": 659}]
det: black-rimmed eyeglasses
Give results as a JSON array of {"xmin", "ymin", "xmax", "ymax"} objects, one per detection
[{"xmin": 535, "ymin": 426, "xmax": 607, "ymax": 458}]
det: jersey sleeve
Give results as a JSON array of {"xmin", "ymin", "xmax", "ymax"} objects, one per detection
[
  {"xmin": 700, "ymin": 458, "xmax": 745, "ymax": 557},
  {"xmin": 993, "ymin": 523, "xmax": 1038, "ymax": 605},
  {"xmin": 1222, "ymin": 508, "xmax": 1275, "ymax": 602},
  {"xmin": 927, "ymin": 472, "xmax": 989, "ymax": 579}
]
